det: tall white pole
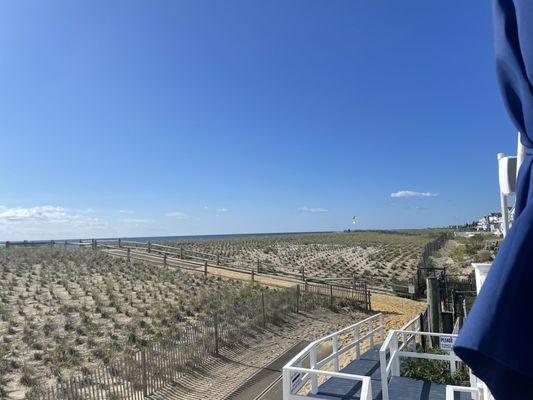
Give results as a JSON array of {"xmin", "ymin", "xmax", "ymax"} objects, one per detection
[
  {"xmin": 497, "ymin": 153, "xmax": 510, "ymax": 237},
  {"xmin": 517, "ymin": 131, "xmax": 525, "ymax": 176}
]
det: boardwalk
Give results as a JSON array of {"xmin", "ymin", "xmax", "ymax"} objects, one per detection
[{"xmin": 315, "ymin": 347, "xmax": 471, "ymax": 400}]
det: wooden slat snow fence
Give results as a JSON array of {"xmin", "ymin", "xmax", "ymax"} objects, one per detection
[{"xmin": 26, "ymin": 282, "xmax": 368, "ymax": 400}]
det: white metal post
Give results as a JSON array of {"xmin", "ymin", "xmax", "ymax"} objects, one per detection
[
  {"xmin": 310, "ymin": 345, "xmax": 318, "ymax": 394},
  {"xmin": 379, "ymin": 313, "xmax": 385, "ymax": 341},
  {"xmin": 391, "ymin": 334, "xmax": 400, "ymax": 376},
  {"xmin": 368, "ymin": 319, "xmax": 374, "ymax": 349},
  {"xmin": 360, "ymin": 377, "xmax": 373, "ymax": 400},
  {"xmin": 379, "ymin": 348, "xmax": 390, "ymax": 400},
  {"xmin": 282, "ymin": 369, "xmax": 291, "ymax": 400},
  {"xmin": 498, "ymin": 157, "xmax": 510, "ymax": 236},
  {"xmin": 333, "ymin": 336, "xmax": 339, "ymax": 372},
  {"xmin": 355, "ymin": 325, "xmax": 361, "ymax": 359},
  {"xmin": 450, "ymin": 350, "xmax": 457, "ymax": 374},
  {"xmin": 517, "ymin": 131, "xmax": 525, "ymax": 174}
]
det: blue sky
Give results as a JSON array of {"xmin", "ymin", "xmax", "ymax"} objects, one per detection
[{"xmin": 0, "ymin": 1, "xmax": 518, "ymax": 240}]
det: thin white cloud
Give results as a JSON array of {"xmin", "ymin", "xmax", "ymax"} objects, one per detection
[
  {"xmin": 298, "ymin": 207, "xmax": 329, "ymax": 213},
  {"xmin": 0, "ymin": 205, "xmax": 109, "ymax": 240},
  {"xmin": 76, "ymin": 208, "xmax": 96, "ymax": 214},
  {"xmin": 165, "ymin": 211, "xmax": 189, "ymax": 219},
  {"xmin": 119, "ymin": 209, "xmax": 135, "ymax": 214},
  {"xmin": 217, "ymin": 208, "xmax": 230, "ymax": 213},
  {"xmin": 390, "ymin": 190, "xmax": 439, "ymax": 198},
  {"xmin": 122, "ymin": 218, "xmax": 154, "ymax": 224}
]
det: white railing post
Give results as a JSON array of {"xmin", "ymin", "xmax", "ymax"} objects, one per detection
[
  {"xmin": 310, "ymin": 345, "xmax": 318, "ymax": 394},
  {"xmin": 368, "ymin": 319, "xmax": 374, "ymax": 349},
  {"xmin": 355, "ymin": 325, "xmax": 361, "ymax": 359},
  {"xmin": 379, "ymin": 313, "xmax": 385, "ymax": 340},
  {"xmin": 417, "ymin": 317, "xmax": 422, "ymax": 347},
  {"xmin": 449, "ymin": 350, "xmax": 457, "ymax": 374},
  {"xmin": 391, "ymin": 334, "xmax": 400, "ymax": 376},
  {"xmin": 282, "ymin": 368, "xmax": 291, "ymax": 400},
  {"xmin": 379, "ymin": 346, "xmax": 390, "ymax": 400},
  {"xmin": 361, "ymin": 377, "xmax": 373, "ymax": 400},
  {"xmin": 333, "ymin": 335, "xmax": 339, "ymax": 372},
  {"xmin": 402, "ymin": 331, "xmax": 407, "ymax": 351}
]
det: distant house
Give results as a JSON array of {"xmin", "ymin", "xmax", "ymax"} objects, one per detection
[{"xmin": 475, "ymin": 209, "xmax": 514, "ymax": 235}]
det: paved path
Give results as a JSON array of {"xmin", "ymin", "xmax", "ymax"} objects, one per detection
[{"xmin": 225, "ymin": 341, "xmax": 309, "ymax": 400}]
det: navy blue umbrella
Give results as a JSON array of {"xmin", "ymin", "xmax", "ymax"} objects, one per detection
[{"xmin": 454, "ymin": 1, "xmax": 533, "ymax": 398}]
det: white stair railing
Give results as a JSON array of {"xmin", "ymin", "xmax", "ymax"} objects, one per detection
[{"xmin": 282, "ymin": 313, "xmax": 384, "ymax": 400}]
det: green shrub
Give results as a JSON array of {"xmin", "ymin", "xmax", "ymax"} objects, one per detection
[{"xmin": 401, "ymin": 348, "xmax": 469, "ymax": 385}]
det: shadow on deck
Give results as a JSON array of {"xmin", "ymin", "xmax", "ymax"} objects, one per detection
[{"xmin": 313, "ymin": 347, "xmax": 471, "ymax": 400}]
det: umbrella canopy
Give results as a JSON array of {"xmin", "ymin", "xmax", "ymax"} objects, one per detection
[{"xmin": 454, "ymin": 1, "xmax": 533, "ymax": 398}]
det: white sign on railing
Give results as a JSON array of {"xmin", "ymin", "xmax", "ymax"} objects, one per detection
[{"xmin": 439, "ymin": 336, "xmax": 455, "ymax": 351}]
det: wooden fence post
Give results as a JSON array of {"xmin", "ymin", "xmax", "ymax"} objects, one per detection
[
  {"xmin": 261, "ymin": 292, "xmax": 266, "ymax": 326},
  {"xmin": 141, "ymin": 348, "xmax": 148, "ymax": 396},
  {"xmin": 214, "ymin": 312, "xmax": 219, "ymax": 355},
  {"xmin": 420, "ymin": 312, "xmax": 427, "ymax": 351},
  {"xmin": 118, "ymin": 238, "xmax": 122, "ymax": 248},
  {"xmin": 147, "ymin": 241, "xmax": 151, "ymax": 253},
  {"xmin": 296, "ymin": 285, "xmax": 300, "ymax": 313},
  {"xmin": 216, "ymin": 254, "xmax": 220, "ymax": 265},
  {"xmin": 301, "ymin": 266, "xmax": 305, "ymax": 282},
  {"xmin": 127, "ymin": 248, "xmax": 131, "ymax": 262},
  {"xmin": 204, "ymin": 261, "xmax": 208, "ymax": 278},
  {"xmin": 180, "ymin": 246, "xmax": 184, "ymax": 259},
  {"xmin": 365, "ymin": 283, "xmax": 371, "ymax": 311},
  {"xmin": 427, "ymin": 277, "xmax": 441, "ymax": 346},
  {"xmin": 251, "ymin": 270, "xmax": 255, "ymax": 283},
  {"xmin": 63, "ymin": 240, "xmax": 67, "ymax": 249},
  {"xmin": 329, "ymin": 285, "xmax": 334, "ymax": 308},
  {"xmin": 257, "ymin": 260, "xmax": 261, "ymax": 273}
]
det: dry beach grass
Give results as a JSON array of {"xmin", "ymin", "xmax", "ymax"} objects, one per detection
[
  {"xmin": 0, "ymin": 248, "xmax": 293, "ymax": 398},
  {"xmin": 0, "ymin": 231, "xmax": 436, "ymax": 399},
  {"xmin": 160, "ymin": 230, "xmax": 443, "ymax": 287}
]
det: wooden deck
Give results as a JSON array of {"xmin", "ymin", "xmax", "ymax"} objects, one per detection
[{"xmin": 314, "ymin": 347, "xmax": 471, "ymax": 400}]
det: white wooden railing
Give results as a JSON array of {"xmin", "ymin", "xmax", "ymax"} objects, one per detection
[
  {"xmin": 379, "ymin": 329, "xmax": 464, "ymax": 400},
  {"xmin": 282, "ymin": 313, "xmax": 384, "ymax": 400}
]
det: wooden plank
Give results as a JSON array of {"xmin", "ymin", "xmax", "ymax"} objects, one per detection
[{"xmin": 90, "ymin": 370, "xmax": 100, "ymax": 400}]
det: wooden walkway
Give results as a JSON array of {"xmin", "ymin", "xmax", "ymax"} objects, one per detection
[{"xmin": 314, "ymin": 347, "xmax": 471, "ymax": 400}]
